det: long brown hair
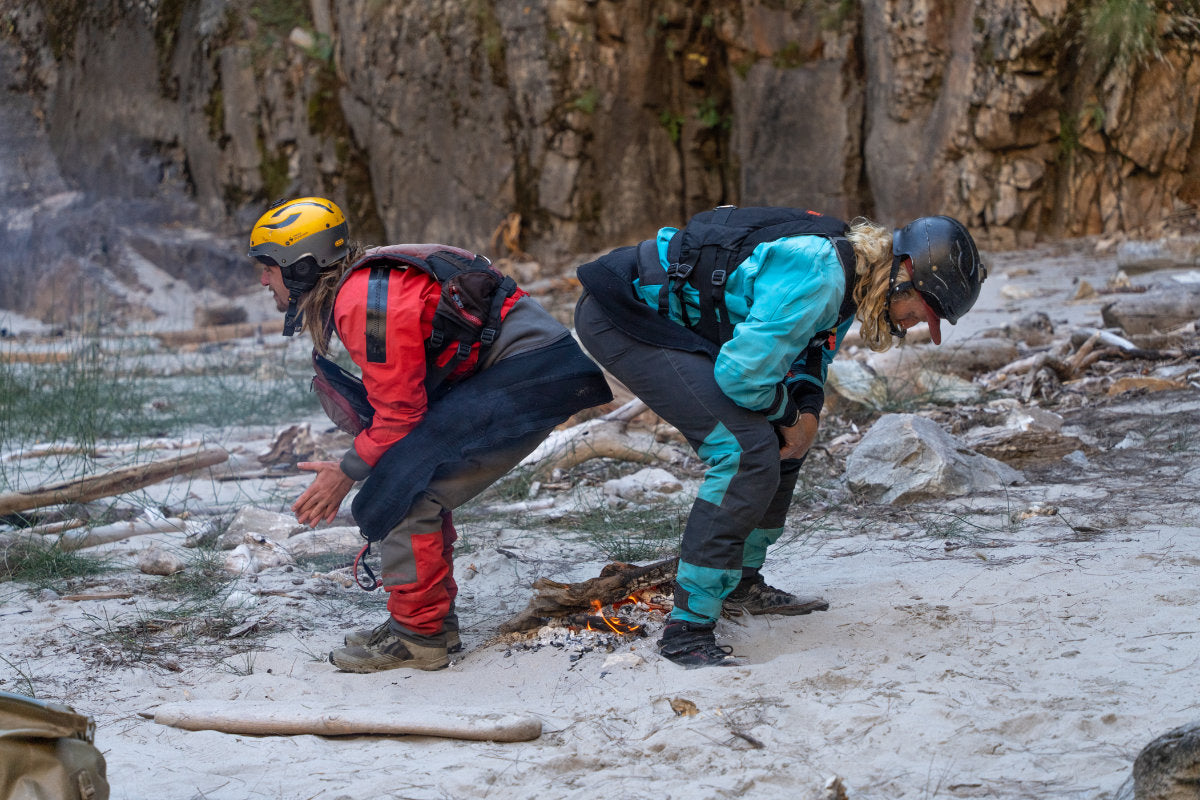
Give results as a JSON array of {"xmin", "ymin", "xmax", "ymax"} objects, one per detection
[
  {"xmin": 297, "ymin": 244, "xmax": 364, "ymax": 355},
  {"xmin": 847, "ymin": 218, "xmax": 900, "ymax": 352}
]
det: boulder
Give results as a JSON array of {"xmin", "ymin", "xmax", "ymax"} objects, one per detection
[
  {"xmin": 1116, "ymin": 720, "xmax": 1200, "ymax": 800},
  {"xmin": 218, "ymin": 507, "xmax": 301, "ymax": 550},
  {"xmin": 845, "ymin": 414, "xmax": 1022, "ymax": 504}
]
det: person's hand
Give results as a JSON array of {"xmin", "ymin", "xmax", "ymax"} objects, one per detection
[
  {"xmin": 292, "ymin": 461, "xmax": 355, "ymax": 527},
  {"xmin": 779, "ymin": 413, "xmax": 819, "ymax": 461}
]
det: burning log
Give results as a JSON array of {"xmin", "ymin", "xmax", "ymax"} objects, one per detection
[{"xmin": 498, "ymin": 557, "xmax": 677, "ymax": 634}]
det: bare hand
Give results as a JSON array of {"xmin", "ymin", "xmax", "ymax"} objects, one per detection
[
  {"xmin": 779, "ymin": 413, "xmax": 819, "ymax": 461},
  {"xmin": 292, "ymin": 461, "xmax": 355, "ymax": 527}
]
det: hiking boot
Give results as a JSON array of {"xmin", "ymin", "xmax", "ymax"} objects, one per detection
[
  {"xmin": 657, "ymin": 620, "xmax": 744, "ymax": 669},
  {"xmin": 344, "ymin": 612, "xmax": 462, "ymax": 654},
  {"xmin": 329, "ymin": 626, "xmax": 448, "ymax": 673},
  {"xmin": 723, "ymin": 575, "xmax": 830, "ymax": 617}
]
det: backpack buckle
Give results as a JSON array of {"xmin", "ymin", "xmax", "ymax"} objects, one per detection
[
  {"xmin": 711, "ymin": 269, "xmax": 727, "ymax": 286},
  {"xmin": 456, "ymin": 342, "xmax": 472, "ymax": 359},
  {"xmin": 667, "ymin": 262, "xmax": 692, "ymax": 279},
  {"xmin": 480, "ymin": 327, "xmax": 497, "ymax": 345},
  {"xmin": 429, "ymin": 329, "xmax": 444, "ymax": 347}
]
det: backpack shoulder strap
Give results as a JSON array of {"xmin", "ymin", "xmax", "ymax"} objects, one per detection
[
  {"xmin": 335, "ymin": 245, "xmax": 482, "ymax": 365},
  {"xmin": 665, "ymin": 206, "xmax": 856, "ymax": 344}
]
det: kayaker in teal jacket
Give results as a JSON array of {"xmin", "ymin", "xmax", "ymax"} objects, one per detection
[{"xmin": 575, "ymin": 206, "xmax": 987, "ymax": 668}]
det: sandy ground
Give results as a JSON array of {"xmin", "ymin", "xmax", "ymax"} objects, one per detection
[{"xmin": 2, "ymin": 239, "xmax": 1199, "ymax": 800}]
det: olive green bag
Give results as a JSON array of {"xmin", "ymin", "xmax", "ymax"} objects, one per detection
[{"xmin": 0, "ymin": 691, "xmax": 109, "ymax": 800}]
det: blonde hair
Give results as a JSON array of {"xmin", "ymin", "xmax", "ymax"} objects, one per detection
[
  {"xmin": 297, "ymin": 244, "xmax": 363, "ymax": 355},
  {"xmin": 846, "ymin": 218, "xmax": 899, "ymax": 352}
]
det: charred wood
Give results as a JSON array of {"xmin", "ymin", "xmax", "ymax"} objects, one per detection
[{"xmin": 498, "ymin": 557, "xmax": 677, "ymax": 634}]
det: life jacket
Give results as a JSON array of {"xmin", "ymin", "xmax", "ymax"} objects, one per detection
[
  {"xmin": 636, "ymin": 205, "xmax": 859, "ymax": 346},
  {"xmin": 311, "ymin": 244, "xmax": 520, "ymax": 435}
]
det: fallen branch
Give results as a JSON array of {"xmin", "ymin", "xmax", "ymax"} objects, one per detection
[
  {"xmin": 499, "ymin": 557, "xmax": 678, "ymax": 633},
  {"xmin": 55, "ymin": 516, "xmax": 189, "ymax": 551},
  {"xmin": 26, "ymin": 519, "xmax": 88, "ymax": 536},
  {"xmin": 1072, "ymin": 327, "xmax": 1164, "ymax": 359},
  {"xmin": 146, "ymin": 701, "xmax": 542, "ymax": 742},
  {"xmin": 0, "ymin": 448, "xmax": 228, "ymax": 516},
  {"xmin": 520, "ymin": 399, "xmax": 688, "ymax": 478}
]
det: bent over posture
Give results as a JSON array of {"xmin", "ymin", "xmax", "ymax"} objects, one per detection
[
  {"xmin": 575, "ymin": 206, "xmax": 986, "ymax": 668},
  {"xmin": 249, "ymin": 197, "xmax": 612, "ymax": 673}
]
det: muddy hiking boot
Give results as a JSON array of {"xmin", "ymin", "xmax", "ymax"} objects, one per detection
[
  {"xmin": 329, "ymin": 624, "xmax": 449, "ymax": 673},
  {"xmin": 657, "ymin": 620, "xmax": 744, "ymax": 669},
  {"xmin": 723, "ymin": 575, "xmax": 830, "ymax": 617},
  {"xmin": 345, "ymin": 610, "xmax": 462, "ymax": 654}
]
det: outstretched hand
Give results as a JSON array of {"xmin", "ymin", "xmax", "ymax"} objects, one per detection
[
  {"xmin": 293, "ymin": 461, "xmax": 355, "ymax": 527},
  {"xmin": 779, "ymin": 413, "xmax": 819, "ymax": 461}
]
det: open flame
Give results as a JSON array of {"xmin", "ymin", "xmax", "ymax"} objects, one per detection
[{"xmin": 583, "ymin": 597, "xmax": 641, "ymax": 635}]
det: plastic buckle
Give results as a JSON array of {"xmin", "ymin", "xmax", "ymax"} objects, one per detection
[
  {"xmin": 429, "ymin": 329, "xmax": 444, "ymax": 347},
  {"xmin": 480, "ymin": 327, "xmax": 497, "ymax": 345},
  {"xmin": 711, "ymin": 269, "xmax": 727, "ymax": 286},
  {"xmin": 668, "ymin": 263, "xmax": 693, "ymax": 279},
  {"xmin": 456, "ymin": 342, "xmax": 472, "ymax": 359}
]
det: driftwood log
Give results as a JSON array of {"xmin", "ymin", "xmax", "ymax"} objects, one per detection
[
  {"xmin": 498, "ymin": 557, "xmax": 677, "ymax": 633},
  {"xmin": 520, "ymin": 399, "xmax": 690, "ymax": 479},
  {"xmin": 147, "ymin": 701, "xmax": 542, "ymax": 742},
  {"xmin": 0, "ymin": 448, "xmax": 228, "ymax": 517},
  {"xmin": 1101, "ymin": 289, "xmax": 1200, "ymax": 335},
  {"xmin": 56, "ymin": 516, "xmax": 190, "ymax": 551}
]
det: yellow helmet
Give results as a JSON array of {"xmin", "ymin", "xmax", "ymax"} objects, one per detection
[
  {"xmin": 248, "ymin": 197, "xmax": 349, "ymax": 285},
  {"xmin": 248, "ymin": 197, "xmax": 350, "ymax": 336}
]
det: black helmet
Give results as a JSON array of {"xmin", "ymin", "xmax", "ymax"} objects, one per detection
[{"xmin": 890, "ymin": 216, "xmax": 986, "ymax": 326}]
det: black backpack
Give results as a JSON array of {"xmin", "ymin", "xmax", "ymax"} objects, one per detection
[
  {"xmin": 637, "ymin": 205, "xmax": 858, "ymax": 345},
  {"xmin": 311, "ymin": 245, "xmax": 519, "ymax": 435}
]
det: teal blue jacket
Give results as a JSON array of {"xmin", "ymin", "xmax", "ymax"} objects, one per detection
[{"xmin": 634, "ymin": 228, "xmax": 854, "ymax": 424}]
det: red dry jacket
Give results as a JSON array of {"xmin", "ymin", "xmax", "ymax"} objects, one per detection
[{"xmin": 333, "ymin": 265, "xmax": 525, "ymax": 469}]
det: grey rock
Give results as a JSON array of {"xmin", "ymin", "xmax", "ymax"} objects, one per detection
[
  {"xmin": 845, "ymin": 414, "xmax": 1023, "ymax": 504},
  {"xmin": 1129, "ymin": 720, "xmax": 1200, "ymax": 800}
]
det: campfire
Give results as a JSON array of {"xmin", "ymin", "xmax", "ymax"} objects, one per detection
[
  {"xmin": 498, "ymin": 558, "xmax": 678, "ymax": 635},
  {"xmin": 562, "ymin": 588, "xmax": 671, "ymax": 635},
  {"xmin": 497, "ymin": 586, "xmax": 670, "ymax": 664}
]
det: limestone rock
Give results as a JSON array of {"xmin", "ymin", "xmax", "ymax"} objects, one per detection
[
  {"xmin": 284, "ymin": 526, "xmax": 364, "ymax": 558},
  {"xmin": 218, "ymin": 507, "xmax": 301, "ymax": 550},
  {"xmin": 1131, "ymin": 720, "xmax": 1200, "ymax": 800},
  {"xmin": 223, "ymin": 534, "xmax": 294, "ymax": 575},
  {"xmin": 603, "ymin": 468, "xmax": 684, "ymax": 504},
  {"xmin": 845, "ymin": 414, "xmax": 1023, "ymax": 504},
  {"xmin": 136, "ymin": 546, "xmax": 186, "ymax": 576}
]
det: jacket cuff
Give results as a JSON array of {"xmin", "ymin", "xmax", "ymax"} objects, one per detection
[
  {"xmin": 339, "ymin": 449, "xmax": 372, "ymax": 482},
  {"xmin": 764, "ymin": 383, "xmax": 800, "ymax": 426},
  {"xmin": 789, "ymin": 381, "xmax": 825, "ymax": 419}
]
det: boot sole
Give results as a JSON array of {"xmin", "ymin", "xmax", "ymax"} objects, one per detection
[
  {"xmin": 723, "ymin": 598, "xmax": 830, "ymax": 617},
  {"xmin": 660, "ymin": 651, "xmax": 747, "ymax": 669},
  {"xmin": 328, "ymin": 651, "xmax": 449, "ymax": 673}
]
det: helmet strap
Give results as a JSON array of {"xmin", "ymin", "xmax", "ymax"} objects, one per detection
[
  {"xmin": 886, "ymin": 255, "xmax": 913, "ymax": 338},
  {"xmin": 282, "ymin": 293, "xmax": 304, "ymax": 337}
]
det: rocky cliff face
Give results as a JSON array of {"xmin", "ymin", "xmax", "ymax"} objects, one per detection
[{"xmin": 1, "ymin": 0, "xmax": 1197, "ymax": 326}]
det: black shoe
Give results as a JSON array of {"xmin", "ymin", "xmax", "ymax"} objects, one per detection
[
  {"xmin": 657, "ymin": 620, "xmax": 743, "ymax": 669},
  {"xmin": 723, "ymin": 575, "xmax": 829, "ymax": 617}
]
